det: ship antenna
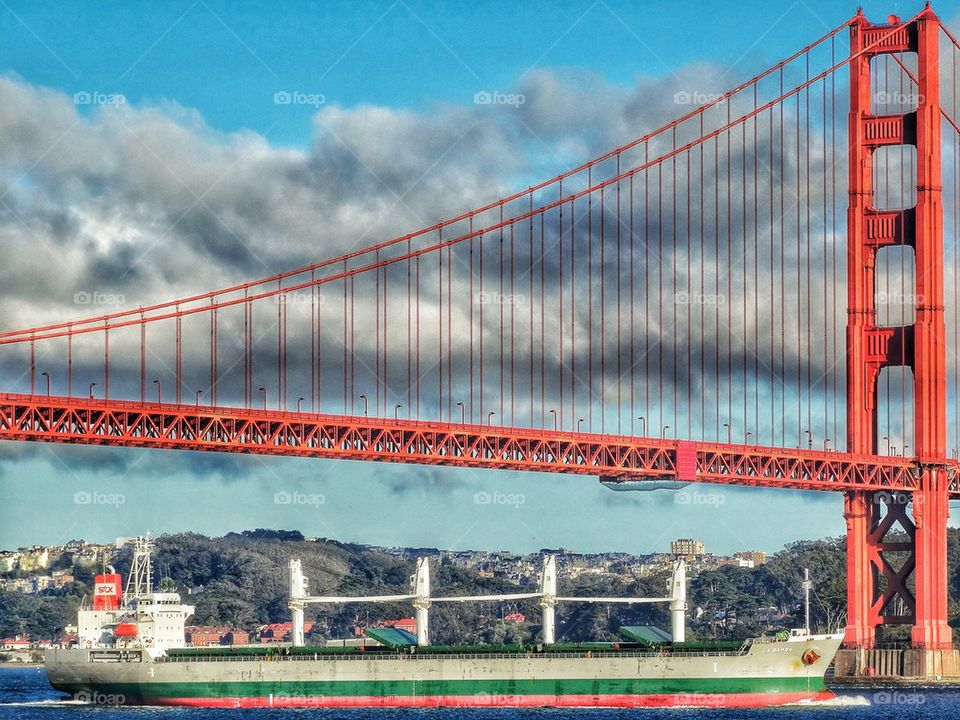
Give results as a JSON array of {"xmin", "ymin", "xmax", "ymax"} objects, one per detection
[{"xmin": 802, "ymin": 568, "xmax": 812, "ymax": 636}]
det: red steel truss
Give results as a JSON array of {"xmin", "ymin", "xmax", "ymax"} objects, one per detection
[{"xmin": 2, "ymin": 393, "xmax": 951, "ymax": 494}]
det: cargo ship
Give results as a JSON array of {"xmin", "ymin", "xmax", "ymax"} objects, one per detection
[{"xmin": 46, "ymin": 535, "xmax": 843, "ymax": 708}]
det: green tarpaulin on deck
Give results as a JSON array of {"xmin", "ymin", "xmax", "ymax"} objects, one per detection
[
  {"xmin": 363, "ymin": 626, "xmax": 418, "ymax": 648},
  {"xmin": 618, "ymin": 625, "xmax": 673, "ymax": 644}
]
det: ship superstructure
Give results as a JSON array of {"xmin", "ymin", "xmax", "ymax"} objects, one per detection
[{"xmin": 75, "ymin": 535, "xmax": 194, "ymax": 651}]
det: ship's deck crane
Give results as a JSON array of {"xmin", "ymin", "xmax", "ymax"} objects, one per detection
[{"xmin": 288, "ymin": 556, "xmax": 686, "ymax": 647}]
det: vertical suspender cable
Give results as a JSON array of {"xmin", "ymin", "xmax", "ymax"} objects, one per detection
[
  {"xmin": 407, "ymin": 240, "xmax": 412, "ymax": 414},
  {"xmin": 616, "ymin": 156, "xmax": 623, "ymax": 434},
  {"xmin": 104, "ymin": 325, "xmax": 109, "ymax": 399},
  {"xmin": 600, "ymin": 184, "xmax": 606, "ymax": 433},
  {"xmin": 140, "ymin": 316, "xmax": 146, "ymax": 403},
  {"xmin": 175, "ymin": 307, "xmax": 182, "ymax": 405},
  {"xmin": 382, "ymin": 255, "xmax": 391, "ymax": 417},
  {"xmin": 467, "ymin": 215, "xmax": 474, "ymax": 422},
  {"xmin": 830, "ymin": 36, "xmax": 838, "ymax": 444},
  {"xmin": 540, "ymin": 211, "xmax": 546, "ymax": 427},
  {"xmin": 588, "ymin": 167, "xmax": 594, "ymax": 430},
  {"xmin": 530, "ymin": 196, "xmax": 535, "ymax": 423},
  {"xmin": 672, "ymin": 129, "xmax": 678, "ymax": 436},
  {"xmin": 499, "ymin": 205, "xmax": 505, "ymax": 423},
  {"xmin": 570, "ymin": 197, "xmax": 576, "ymax": 427},
  {"xmin": 510, "ymin": 220, "xmax": 516, "ymax": 426},
  {"xmin": 630, "ymin": 174, "xmax": 636, "ymax": 435},
  {"xmin": 559, "ymin": 183, "xmax": 565, "ymax": 430},
  {"xmin": 601, "ymin": 183, "xmax": 606, "ymax": 433}
]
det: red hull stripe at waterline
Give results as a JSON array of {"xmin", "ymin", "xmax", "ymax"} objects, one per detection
[{"xmin": 154, "ymin": 690, "xmax": 836, "ymax": 709}]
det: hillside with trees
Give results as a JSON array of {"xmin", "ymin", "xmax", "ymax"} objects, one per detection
[{"xmin": 4, "ymin": 528, "xmax": 960, "ymax": 645}]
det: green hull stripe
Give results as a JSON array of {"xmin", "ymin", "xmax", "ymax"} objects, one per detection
[{"xmin": 62, "ymin": 676, "xmax": 825, "ymax": 699}]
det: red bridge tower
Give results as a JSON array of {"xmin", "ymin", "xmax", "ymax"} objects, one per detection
[{"xmin": 845, "ymin": 6, "xmax": 952, "ymax": 651}]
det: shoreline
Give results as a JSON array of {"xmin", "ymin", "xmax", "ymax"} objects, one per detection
[{"xmin": 829, "ymin": 678, "xmax": 960, "ymax": 689}]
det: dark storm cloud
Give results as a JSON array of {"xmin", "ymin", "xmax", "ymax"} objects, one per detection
[{"xmin": 0, "ymin": 441, "xmax": 260, "ymax": 484}]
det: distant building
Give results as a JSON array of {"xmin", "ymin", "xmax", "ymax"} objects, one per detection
[
  {"xmin": 258, "ymin": 622, "xmax": 314, "ymax": 643},
  {"xmin": 720, "ymin": 557, "xmax": 755, "ymax": 569},
  {"xmin": 1, "ymin": 636, "xmax": 31, "ymax": 650},
  {"xmin": 223, "ymin": 629, "xmax": 250, "ymax": 646},
  {"xmin": 185, "ymin": 626, "xmax": 251, "ymax": 646},
  {"xmin": 30, "ymin": 575, "xmax": 53, "ymax": 592},
  {"xmin": 569, "ymin": 566, "xmax": 605, "ymax": 579},
  {"xmin": 0, "ymin": 552, "xmax": 20, "ymax": 573},
  {"xmin": 18, "ymin": 548, "xmax": 50, "ymax": 572},
  {"xmin": 185, "ymin": 626, "xmax": 231, "ymax": 646},
  {"xmin": 52, "ymin": 569, "xmax": 74, "ymax": 588},
  {"xmin": 670, "ymin": 539, "xmax": 705, "ymax": 557},
  {"xmin": 373, "ymin": 618, "xmax": 417, "ymax": 633},
  {"xmin": 734, "ymin": 551, "xmax": 767, "ymax": 566},
  {"xmin": 72, "ymin": 551, "xmax": 101, "ymax": 567}
]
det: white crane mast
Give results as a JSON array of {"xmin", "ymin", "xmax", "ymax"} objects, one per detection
[{"xmin": 289, "ymin": 556, "xmax": 687, "ymax": 648}]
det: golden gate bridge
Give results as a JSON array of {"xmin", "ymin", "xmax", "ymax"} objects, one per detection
[{"xmin": 1, "ymin": 5, "xmax": 960, "ymax": 656}]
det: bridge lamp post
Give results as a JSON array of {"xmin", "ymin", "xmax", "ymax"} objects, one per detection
[
  {"xmin": 803, "ymin": 429, "xmax": 812, "ymax": 449},
  {"xmin": 195, "ymin": 389, "xmax": 203, "ymax": 407},
  {"xmin": 882, "ymin": 435, "xmax": 890, "ymax": 454},
  {"xmin": 577, "ymin": 418, "xmax": 584, "ymax": 433},
  {"xmin": 662, "ymin": 425, "xmax": 670, "ymax": 439},
  {"xmin": 456, "ymin": 401, "xmax": 465, "ymax": 424},
  {"xmin": 359, "ymin": 394, "xmax": 368, "ymax": 417},
  {"xmin": 824, "ymin": 438, "xmax": 831, "ymax": 451},
  {"xmin": 297, "ymin": 397, "xmax": 304, "ymax": 413},
  {"xmin": 549, "ymin": 409, "xmax": 557, "ymax": 430},
  {"xmin": 394, "ymin": 403, "xmax": 403, "ymax": 420},
  {"xmin": 745, "ymin": 431, "xmax": 752, "ymax": 444},
  {"xmin": 487, "ymin": 411, "xmax": 496, "ymax": 426},
  {"xmin": 902, "ymin": 444, "xmax": 909, "ymax": 457},
  {"xmin": 40, "ymin": 371, "xmax": 50, "ymax": 396},
  {"xmin": 258, "ymin": 387, "xmax": 268, "ymax": 410},
  {"xmin": 638, "ymin": 416, "xmax": 646, "ymax": 437},
  {"xmin": 722, "ymin": 422, "xmax": 730, "ymax": 443},
  {"xmin": 88, "ymin": 382, "xmax": 97, "ymax": 399},
  {"xmin": 153, "ymin": 379, "xmax": 161, "ymax": 403}
]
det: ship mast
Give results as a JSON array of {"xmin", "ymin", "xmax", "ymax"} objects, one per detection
[{"xmin": 123, "ymin": 533, "xmax": 154, "ymax": 602}]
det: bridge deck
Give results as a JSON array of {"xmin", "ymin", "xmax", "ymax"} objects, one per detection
[{"xmin": 1, "ymin": 393, "xmax": 946, "ymax": 495}]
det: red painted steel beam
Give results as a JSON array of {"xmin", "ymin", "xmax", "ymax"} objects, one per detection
[
  {"xmin": 1, "ymin": 393, "xmax": 950, "ymax": 494},
  {"xmin": 845, "ymin": 8, "xmax": 885, "ymax": 649},
  {"xmin": 909, "ymin": 6, "xmax": 951, "ymax": 651}
]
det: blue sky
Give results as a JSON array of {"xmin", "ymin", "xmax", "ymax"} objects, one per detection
[
  {"xmin": 4, "ymin": 0, "xmax": 955, "ymax": 144},
  {"xmin": 1, "ymin": 0, "xmax": 959, "ymax": 555}
]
